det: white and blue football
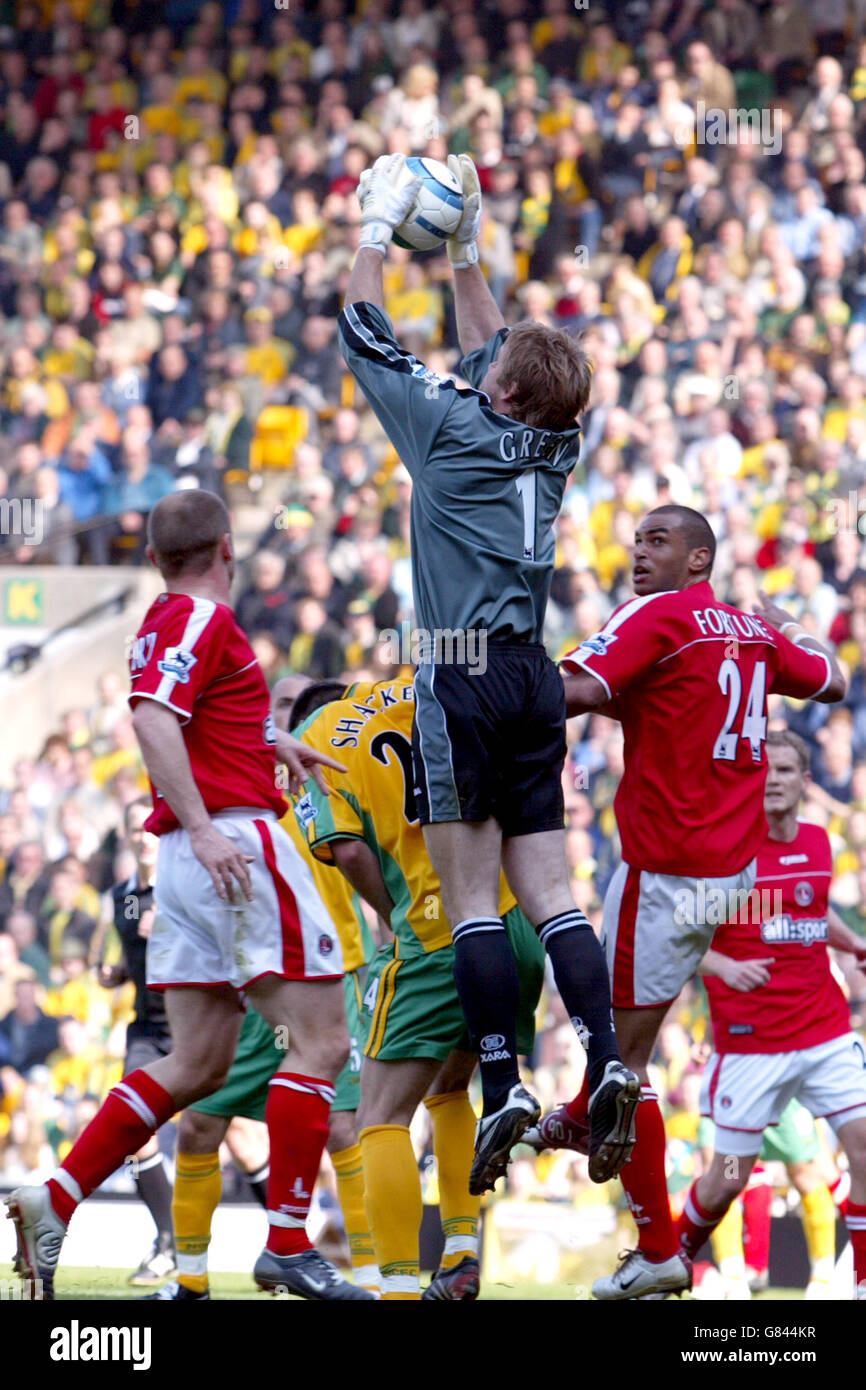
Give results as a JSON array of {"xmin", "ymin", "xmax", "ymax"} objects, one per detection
[{"xmin": 393, "ymin": 156, "xmax": 464, "ymax": 253}]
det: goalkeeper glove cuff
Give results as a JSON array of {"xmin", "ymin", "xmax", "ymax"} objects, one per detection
[
  {"xmin": 448, "ymin": 240, "xmax": 480, "ymax": 269},
  {"xmin": 358, "ymin": 223, "xmax": 391, "ymax": 254}
]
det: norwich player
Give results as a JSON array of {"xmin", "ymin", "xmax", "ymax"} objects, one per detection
[
  {"xmin": 149, "ymin": 676, "xmax": 381, "ymax": 1301},
  {"xmin": 303, "ymin": 677, "xmax": 546, "ymax": 1301}
]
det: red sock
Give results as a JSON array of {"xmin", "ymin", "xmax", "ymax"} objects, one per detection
[
  {"xmin": 742, "ymin": 1168, "xmax": 773, "ymax": 1275},
  {"xmin": 265, "ymin": 1072, "xmax": 334, "ymax": 1257},
  {"xmin": 47, "ymin": 1069, "xmax": 175, "ymax": 1225},
  {"xmin": 677, "ymin": 1179, "xmax": 728, "ymax": 1259},
  {"xmin": 565, "ymin": 1072, "xmax": 590, "ymax": 1123},
  {"xmin": 845, "ymin": 1200, "xmax": 866, "ymax": 1295},
  {"xmin": 619, "ymin": 1085, "xmax": 677, "ymax": 1261}
]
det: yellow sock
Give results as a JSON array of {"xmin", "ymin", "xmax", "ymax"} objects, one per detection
[
  {"xmin": 331, "ymin": 1143, "xmax": 380, "ymax": 1294},
  {"xmin": 424, "ymin": 1090, "xmax": 479, "ymax": 1272},
  {"xmin": 173, "ymin": 1151, "xmax": 221, "ymax": 1294},
  {"xmin": 360, "ymin": 1124, "xmax": 422, "ymax": 1300},
  {"xmin": 801, "ymin": 1185, "xmax": 836, "ymax": 1276},
  {"xmin": 711, "ymin": 1199, "xmax": 745, "ymax": 1278}
]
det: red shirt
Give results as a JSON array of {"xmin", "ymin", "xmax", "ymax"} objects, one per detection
[
  {"xmin": 705, "ymin": 822, "xmax": 849, "ymax": 1054},
  {"xmin": 127, "ymin": 592, "xmax": 285, "ymax": 835},
  {"xmin": 561, "ymin": 581, "xmax": 833, "ymax": 876}
]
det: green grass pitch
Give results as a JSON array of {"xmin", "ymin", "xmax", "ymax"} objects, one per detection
[{"xmin": 0, "ymin": 1263, "xmax": 802, "ymax": 1300}]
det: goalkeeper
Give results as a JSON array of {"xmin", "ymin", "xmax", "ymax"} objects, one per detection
[{"xmin": 338, "ymin": 153, "xmax": 639, "ymax": 1196}]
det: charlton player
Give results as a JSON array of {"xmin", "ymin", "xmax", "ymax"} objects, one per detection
[
  {"xmin": 679, "ymin": 729, "xmax": 866, "ymax": 1301},
  {"xmin": 524, "ymin": 504, "xmax": 846, "ymax": 1299},
  {"xmin": 7, "ymin": 492, "xmax": 374, "ymax": 1301}
]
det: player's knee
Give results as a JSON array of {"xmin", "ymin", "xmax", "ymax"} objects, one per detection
[
  {"xmin": 328, "ymin": 1109, "xmax": 358, "ymax": 1153},
  {"xmin": 841, "ymin": 1123, "xmax": 866, "ymax": 1177},
  {"xmin": 326, "ymin": 1029, "xmax": 351, "ymax": 1078},
  {"xmin": 299, "ymin": 1027, "xmax": 350, "ymax": 1082},
  {"xmin": 178, "ymin": 1106, "xmax": 225, "ymax": 1153},
  {"xmin": 706, "ymin": 1155, "xmax": 750, "ymax": 1205},
  {"xmin": 180, "ymin": 1053, "xmax": 233, "ymax": 1102}
]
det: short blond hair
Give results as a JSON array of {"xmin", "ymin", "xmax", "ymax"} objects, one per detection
[
  {"xmin": 499, "ymin": 323, "xmax": 593, "ymax": 432},
  {"xmin": 766, "ymin": 728, "xmax": 810, "ymax": 772}
]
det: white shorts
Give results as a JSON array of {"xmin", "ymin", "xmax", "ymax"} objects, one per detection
[
  {"xmin": 701, "ymin": 1032, "xmax": 866, "ymax": 1157},
  {"xmin": 147, "ymin": 810, "xmax": 344, "ymax": 992},
  {"xmin": 602, "ymin": 859, "xmax": 757, "ymax": 1008}
]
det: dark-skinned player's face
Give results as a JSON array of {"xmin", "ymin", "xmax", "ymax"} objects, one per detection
[
  {"xmin": 632, "ymin": 516, "xmax": 707, "ymax": 595},
  {"xmin": 764, "ymin": 743, "xmax": 805, "ymax": 817}
]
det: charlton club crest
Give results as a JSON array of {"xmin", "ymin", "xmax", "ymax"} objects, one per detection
[{"xmin": 794, "ymin": 881, "xmax": 814, "ymax": 907}]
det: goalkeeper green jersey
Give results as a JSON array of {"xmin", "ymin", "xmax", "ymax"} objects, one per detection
[{"xmin": 338, "ymin": 301, "xmax": 582, "ymax": 644}]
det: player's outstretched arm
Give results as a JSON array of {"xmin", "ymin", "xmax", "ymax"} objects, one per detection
[
  {"xmin": 344, "ymin": 154, "xmax": 421, "ymax": 310},
  {"xmin": 447, "ymin": 155, "xmax": 505, "ymax": 356},
  {"xmin": 132, "ymin": 700, "xmax": 254, "ymax": 902},
  {"xmin": 828, "ymin": 906, "xmax": 866, "ymax": 965},
  {"xmin": 754, "ymin": 589, "xmax": 847, "ymax": 702},
  {"xmin": 274, "ymin": 729, "xmax": 347, "ymax": 798}
]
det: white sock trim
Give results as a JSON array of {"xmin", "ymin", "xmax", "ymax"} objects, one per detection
[
  {"xmin": 135, "ymin": 1151, "xmax": 165, "ymax": 1174},
  {"xmin": 176, "ymin": 1252, "xmax": 209, "ymax": 1275},
  {"xmin": 267, "ymin": 1209, "xmax": 307, "ymax": 1229},
  {"xmin": 381, "ymin": 1274, "xmax": 420, "ymax": 1295},
  {"xmin": 684, "ymin": 1189, "xmax": 716, "ymax": 1228},
  {"xmin": 51, "ymin": 1168, "xmax": 83, "ymax": 1205},
  {"xmin": 113, "ymin": 1081, "xmax": 157, "ymax": 1130},
  {"xmin": 444, "ymin": 1235, "xmax": 477, "ymax": 1256},
  {"xmin": 269, "ymin": 1076, "xmax": 336, "ymax": 1104},
  {"xmin": 354, "ymin": 1263, "xmax": 381, "ymax": 1289}
]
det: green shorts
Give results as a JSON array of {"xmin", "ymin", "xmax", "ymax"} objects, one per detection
[
  {"xmin": 363, "ymin": 905, "xmax": 545, "ymax": 1063},
  {"xmin": 759, "ymin": 1098, "xmax": 820, "ymax": 1165},
  {"xmin": 191, "ymin": 970, "xmax": 366, "ymax": 1121}
]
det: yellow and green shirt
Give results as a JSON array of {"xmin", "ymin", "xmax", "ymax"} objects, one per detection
[{"xmin": 303, "ymin": 682, "xmax": 516, "ymax": 956}]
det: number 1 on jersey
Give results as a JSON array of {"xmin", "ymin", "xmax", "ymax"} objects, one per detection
[
  {"xmin": 515, "ymin": 473, "xmax": 537, "ymax": 560},
  {"xmin": 713, "ymin": 658, "xmax": 767, "ymax": 762}
]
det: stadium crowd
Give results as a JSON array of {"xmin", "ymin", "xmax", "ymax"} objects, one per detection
[{"xmin": 2, "ymin": 0, "xmax": 866, "ymax": 1276}]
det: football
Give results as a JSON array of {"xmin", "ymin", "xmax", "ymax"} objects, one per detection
[{"xmin": 392, "ymin": 156, "xmax": 464, "ymax": 252}]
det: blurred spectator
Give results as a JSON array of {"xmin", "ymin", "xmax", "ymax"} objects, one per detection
[
  {"xmin": 0, "ymin": 979, "xmax": 59, "ymax": 1076},
  {"xmin": 236, "ymin": 550, "xmax": 295, "ymax": 651}
]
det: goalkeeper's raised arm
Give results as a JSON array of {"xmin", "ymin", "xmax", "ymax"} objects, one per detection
[{"xmin": 444, "ymin": 153, "xmax": 506, "ymax": 356}]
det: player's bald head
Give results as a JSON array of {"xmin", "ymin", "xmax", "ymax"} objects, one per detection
[
  {"xmin": 645, "ymin": 506, "xmax": 716, "ymax": 572},
  {"xmin": 147, "ymin": 492, "xmax": 231, "ymax": 579},
  {"xmin": 632, "ymin": 505, "xmax": 716, "ymax": 594}
]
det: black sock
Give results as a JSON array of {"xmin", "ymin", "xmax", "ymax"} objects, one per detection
[
  {"xmin": 244, "ymin": 1162, "xmax": 270, "ymax": 1209},
  {"xmin": 537, "ymin": 911, "xmax": 620, "ymax": 1092},
  {"xmin": 452, "ymin": 917, "xmax": 520, "ymax": 1114},
  {"xmin": 135, "ymin": 1152, "xmax": 174, "ymax": 1247}
]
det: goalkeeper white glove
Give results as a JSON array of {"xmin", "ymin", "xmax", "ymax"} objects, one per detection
[
  {"xmin": 446, "ymin": 153, "xmax": 482, "ymax": 269},
  {"xmin": 357, "ymin": 153, "xmax": 422, "ymax": 255}
]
